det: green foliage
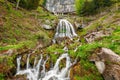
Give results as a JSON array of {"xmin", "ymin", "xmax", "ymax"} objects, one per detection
[
  {"xmin": 78, "ymin": 74, "xmax": 103, "ymax": 80},
  {"xmin": 76, "ymin": 43, "xmax": 103, "ymax": 80},
  {"xmin": 68, "ymin": 50, "xmax": 77, "ymax": 57},
  {"xmin": 0, "ymin": 55, "xmax": 15, "ymax": 69},
  {"xmin": 75, "ymin": 0, "xmax": 113, "ymax": 16},
  {"xmin": 8, "ymin": 0, "xmax": 40, "ymax": 10},
  {"xmin": 33, "ymin": 31, "xmax": 50, "ymax": 44},
  {"xmin": 20, "ymin": 0, "xmax": 39, "ymax": 10},
  {"xmin": 100, "ymin": 26, "xmax": 120, "ymax": 54},
  {"xmin": 93, "ymin": 0, "xmax": 112, "ymax": 9},
  {"xmin": 0, "ymin": 41, "xmax": 34, "ymax": 51},
  {"xmin": 49, "ymin": 53, "xmax": 59, "ymax": 63},
  {"xmin": 75, "ymin": 0, "xmax": 85, "ymax": 15},
  {"xmin": 80, "ymin": 59, "xmax": 95, "ymax": 70},
  {"xmin": 74, "ymin": 75, "xmax": 81, "ymax": 80},
  {"xmin": 83, "ymin": 1, "xmax": 96, "ymax": 15},
  {"xmin": 39, "ymin": 0, "xmax": 46, "ymax": 6},
  {"xmin": 0, "ymin": 73, "xmax": 5, "ymax": 80},
  {"xmin": 46, "ymin": 44, "xmax": 64, "ymax": 53},
  {"xmin": 75, "ymin": 43, "xmax": 103, "ymax": 80},
  {"xmin": 7, "ymin": 8, "xmax": 23, "ymax": 17},
  {"xmin": 77, "ymin": 42, "xmax": 101, "ymax": 59}
]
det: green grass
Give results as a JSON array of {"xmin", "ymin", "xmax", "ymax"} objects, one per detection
[
  {"xmin": 0, "ymin": 73, "xmax": 5, "ymax": 80},
  {"xmin": 0, "ymin": 41, "xmax": 34, "ymax": 51},
  {"xmin": 0, "ymin": 1, "xmax": 54, "ymax": 50},
  {"xmin": 46, "ymin": 44, "xmax": 64, "ymax": 54},
  {"xmin": 77, "ymin": 74, "xmax": 103, "ymax": 80}
]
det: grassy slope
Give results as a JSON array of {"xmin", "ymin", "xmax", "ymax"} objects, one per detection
[
  {"xmin": 74, "ymin": 3, "xmax": 120, "ymax": 80},
  {"xmin": 0, "ymin": 1, "xmax": 57, "ymax": 52}
]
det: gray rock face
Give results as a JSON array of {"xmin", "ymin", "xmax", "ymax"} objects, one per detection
[
  {"xmin": 89, "ymin": 48, "xmax": 120, "ymax": 80},
  {"xmin": 45, "ymin": 0, "xmax": 75, "ymax": 13}
]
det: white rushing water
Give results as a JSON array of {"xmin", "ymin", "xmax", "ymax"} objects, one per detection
[
  {"xmin": 16, "ymin": 53, "xmax": 75, "ymax": 80},
  {"xmin": 53, "ymin": 19, "xmax": 77, "ymax": 42}
]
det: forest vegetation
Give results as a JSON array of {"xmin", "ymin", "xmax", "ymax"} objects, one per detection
[{"xmin": 0, "ymin": 0, "xmax": 120, "ymax": 80}]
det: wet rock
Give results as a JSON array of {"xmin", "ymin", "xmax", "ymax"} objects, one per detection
[
  {"xmin": 45, "ymin": 20, "xmax": 51, "ymax": 24},
  {"xmin": 12, "ymin": 75, "xmax": 27, "ymax": 80},
  {"xmin": 42, "ymin": 24, "xmax": 53, "ymax": 30},
  {"xmin": 74, "ymin": 22, "xmax": 85, "ymax": 30}
]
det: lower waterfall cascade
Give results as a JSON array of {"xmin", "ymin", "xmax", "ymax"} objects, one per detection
[{"xmin": 16, "ymin": 53, "xmax": 76, "ymax": 80}]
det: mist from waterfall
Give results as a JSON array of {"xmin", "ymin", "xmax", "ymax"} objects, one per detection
[{"xmin": 16, "ymin": 53, "xmax": 75, "ymax": 80}]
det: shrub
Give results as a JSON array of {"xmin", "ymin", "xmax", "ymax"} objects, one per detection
[
  {"xmin": 75, "ymin": 0, "xmax": 112, "ymax": 16},
  {"xmin": 93, "ymin": 0, "xmax": 112, "ymax": 9},
  {"xmin": 8, "ymin": 0, "xmax": 40, "ymax": 10},
  {"xmin": 39, "ymin": 0, "xmax": 46, "ymax": 6},
  {"xmin": 0, "ymin": 73, "xmax": 4, "ymax": 80},
  {"xmin": 75, "ymin": 0, "xmax": 96, "ymax": 16},
  {"xmin": 82, "ymin": 1, "xmax": 96, "ymax": 15},
  {"xmin": 20, "ymin": 0, "xmax": 40, "ymax": 10},
  {"xmin": 75, "ymin": 0, "xmax": 85, "ymax": 16}
]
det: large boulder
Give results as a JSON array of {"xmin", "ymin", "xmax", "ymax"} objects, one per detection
[{"xmin": 89, "ymin": 48, "xmax": 120, "ymax": 80}]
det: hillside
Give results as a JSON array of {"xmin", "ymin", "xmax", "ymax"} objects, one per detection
[
  {"xmin": 0, "ymin": 0, "xmax": 120, "ymax": 80},
  {"xmin": 0, "ymin": 1, "xmax": 58, "ymax": 51}
]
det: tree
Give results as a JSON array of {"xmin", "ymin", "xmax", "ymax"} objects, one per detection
[
  {"xmin": 75, "ymin": 0, "xmax": 85, "ymax": 16},
  {"xmin": 20, "ymin": 0, "xmax": 40, "ymax": 10},
  {"xmin": 8, "ymin": 0, "xmax": 40, "ymax": 10},
  {"xmin": 16, "ymin": 0, "xmax": 20, "ymax": 9},
  {"xmin": 75, "ymin": 0, "xmax": 113, "ymax": 16},
  {"xmin": 75, "ymin": 0, "xmax": 95, "ymax": 16},
  {"xmin": 93, "ymin": 0, "xmax": 112, "ymax": 9}
]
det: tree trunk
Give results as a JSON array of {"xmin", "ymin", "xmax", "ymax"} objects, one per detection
[{"xmin": 16, "ymin": 0, "xmax": 20, "ymax": 10}]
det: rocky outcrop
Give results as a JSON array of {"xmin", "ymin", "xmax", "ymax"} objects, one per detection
[
  {"xmin": 74, "ymin": 22, "xmax": 86, "ymax": 30},
  {"xmin": 42, "ymin": 24, "xmax": 53, "ymax": 30},
  {"xmin": 89, "ymin": 48, "xmax": 120, "ymax": 80},
  {"xmin": 84, "ymin": 29, "xmax": 112, "ymax": 43},
  {"xmin": 45, "ymin": 0, "xmax": 75, "ymax": 13}
]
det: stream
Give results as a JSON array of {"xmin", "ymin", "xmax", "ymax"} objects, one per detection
[{"xmin": 16, "ymin": 19, "xmax": 78, "ymax": 80}]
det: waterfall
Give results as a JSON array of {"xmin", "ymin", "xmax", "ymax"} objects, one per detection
[
  {"xmin": 16, "ymin": 53, "xmax": 75, "ymax": 80},
  {"xmin": 16, "ymin": 56, "xmax": 21, "ymax": 73},
  {"xmin": 53, "ymin": 19, "xmax": 77, "ymax": 42}
]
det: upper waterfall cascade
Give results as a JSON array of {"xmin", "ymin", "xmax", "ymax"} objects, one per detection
[{"xmin": 53, "ymin": 19, "xmax": 77, "ymax": 42}]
